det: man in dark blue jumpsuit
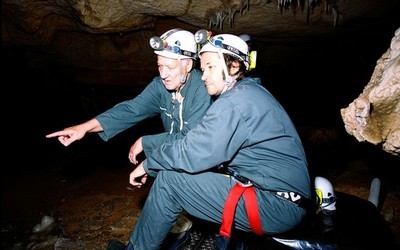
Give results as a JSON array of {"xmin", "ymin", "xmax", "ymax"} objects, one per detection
[
  {"xmin": 46, "ymin": 28, "xmax": 212, "ymax": 163},
  {"xmin": 120, "ymin": 32, "xmax": 311, "ymax": 250}
]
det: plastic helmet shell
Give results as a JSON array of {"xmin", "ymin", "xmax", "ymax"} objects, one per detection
[
  {"xmin": 199, "ymin": 34, "xmax": 249, "ymax": 70},
  {"xmin": 151, "ymin": 28, "xmax": 197, "ymax": 60},
  {"xmin": 315, "ymin": 176, "xmax": 336, "ymax": 211}
]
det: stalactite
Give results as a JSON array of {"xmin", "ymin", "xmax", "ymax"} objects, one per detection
[
  {"xmin": 227, "ymin": 8, "xmax": 234, "ymax": 27},
  {"xmin": 306, "ymin": 0, "xmax": 311, "ymax": 24},
  {"xmin": 279, "ymin": 0, "xmax": 340, "ymax": 27},
  {"xmin": 207, "ymin": 0, "xmax": 340, "ymax": 30},
  {"xmin": 240, "ymin": 0, "xmax": 250, "ymax": 15},
  {"xmin": 331, "ymin": 6, "xmax": 339, "ymax": 28},
  {"xmin": 207, "ymin": 0, "xmax": 252, "ymax": 30}
]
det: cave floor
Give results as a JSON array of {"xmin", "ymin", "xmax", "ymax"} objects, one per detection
[{"xmin": 1, "ymin": 154, "xmax": 400, "ymax": 250}]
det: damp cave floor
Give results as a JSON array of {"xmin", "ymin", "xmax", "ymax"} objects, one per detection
[{"xmin": 1, "ymin": 153, "xmax": 400, "ymax": 250}]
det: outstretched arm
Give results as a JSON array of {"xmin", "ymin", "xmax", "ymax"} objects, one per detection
[{"xmin": 45, "ymin": 118, "xmax": 103, "ymax": 146}]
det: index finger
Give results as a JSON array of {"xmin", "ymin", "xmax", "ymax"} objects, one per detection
[{"xmin": 46, "ymin": 131, "xmax": 66, "ymax": 138}]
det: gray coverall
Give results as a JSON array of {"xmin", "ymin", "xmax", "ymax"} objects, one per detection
[{"xmin": 129, "ymin": 77, "xmax": 311, "ymax": 250}]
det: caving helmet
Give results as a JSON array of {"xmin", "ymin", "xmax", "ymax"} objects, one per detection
[
  {"xmin": 315, "ymin": 176, "xmax": 337, "ymax": 211},
  {"xmin": 239, "ymin": 33, "xmax": 257, "ymax": 70},
  {"xmin": 195, "ymin": 30, "xmax": 250, "ymax": 70},
  {"xmin": 149, "ymin": 28, "xmax": 197, "ymax": 60}
]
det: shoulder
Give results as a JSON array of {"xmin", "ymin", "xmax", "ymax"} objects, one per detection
[
  {"xmin": 147, "ymin": 76, "xmax": 165, "ymax": 88},
  {"xmin": 141, "ymin": 76, "xmax": 168, "ymax": 97},
  {"xmin": 239, "ymin": 77, "xmax": 262, "ymax": 87},
  {"xmin": 229, "ymin": 77, "xmax": 263, "ymax": 95},
  {"xmin": 190, "ymin": 69, "xmax": 203, "ymax": 80},
  {"xmin": 223, "ymin": 78, "xmax": 274, "ymax": 106},
  {"xmin": 186, "ymin": 69, "xmax": 207, "ymax": 92}
]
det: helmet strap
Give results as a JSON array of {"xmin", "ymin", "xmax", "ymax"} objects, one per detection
[
  {"xmin": 178, "ymin": 58, "xmax": 188, "ymax": 84},
  {"xmin": 222, "ymin": 85, "xmax": 229, "ymax": 94},
  {"xmin": 218, "ymin": 50, "xmax": 233, "ymax": 89},
  {"xmin": 180, "ymin": 73, "xmax": 187, "ymax": 84},
  {"xmin": 178, "ymin": 57, "xmax": 189, "ymax": 84}
]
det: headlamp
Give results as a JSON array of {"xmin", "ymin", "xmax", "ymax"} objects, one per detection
[
  {"xmin": 150, "ymin": 36, "xmax": 195, "ymax": 58},
  {"xmin": 149, "ymin": 36, "xmax": 164, "ymax": 51},
  {"xmin": 196, "ymin": 30, "xmax": 249, "ymax": 64},
  {"xmin": 194, "ymin": 29, "xmax": 210, "ymax": 44}
]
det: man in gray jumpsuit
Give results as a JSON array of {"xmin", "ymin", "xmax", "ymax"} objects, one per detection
[
  {"xmin": 112, "ymin": 32, "xmax": 311, "ymax": 250},
  {"xmin": 46, "ymin": 28, "xmax": 212, "ymax": 164},
  {"xmin": 46, "ymin": 29, "xmax": 212, "ymax": 249}
]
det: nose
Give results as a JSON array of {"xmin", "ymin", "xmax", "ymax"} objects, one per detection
[
  {"xmin": 159, "ymin": 67, "xmax": 169, "ymax": 79},
  {"xmin": 201, "ymin": 71, "xmax": 207, "ymax": 81}
]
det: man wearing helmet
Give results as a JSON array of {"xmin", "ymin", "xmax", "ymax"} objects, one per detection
[
  {"xmin": 46, "ymin": 28, "xmax": 212, "ymax": 163},
  {"xmin": 239, "ymin": 33, "xmax": 263, "ymax": 80},
  {"xmin": 111, "ymin": 31, "xmax": 311, "ymax": 250},
  {"xmin": 46, "ymin": 29, "xmax": 212, "ymax": 249}
]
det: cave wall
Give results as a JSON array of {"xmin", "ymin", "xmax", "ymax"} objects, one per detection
[{"xmin": 2, "ymin": 0, "xmax": 400, "ymax": 156}]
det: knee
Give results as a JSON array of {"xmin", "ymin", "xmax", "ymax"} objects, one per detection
[{"xmin": 156, "ymin": 170, "xmax": 184, "ymax": 184}]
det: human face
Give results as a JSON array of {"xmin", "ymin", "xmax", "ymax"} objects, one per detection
[
  {"xmin": 230, "ymin": 61, "xmax": 240, "ymax": 76},
  {"xmin": 200, "ymin": 52, "xmax": 227, "ymax": 96},
  {"xmin": 157, "ymin": 56, "xmax": 191, "ymax": 91}
]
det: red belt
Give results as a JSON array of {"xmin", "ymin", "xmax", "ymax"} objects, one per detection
[{"xmin": 220, "ymin": 183, "xmax": 264, "ymax": 238}]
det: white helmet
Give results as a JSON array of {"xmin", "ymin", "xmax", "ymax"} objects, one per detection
[
  {"xmin": 315, "ymin": 176, "xmax": 337, "ymax": 211},
  {"xmin": 197, "ymin": 32, "xmax": 249, "ymax": 70},
  {"xmin": 149, "ymin": 28, "xmax": 197, "ymax": 60}
]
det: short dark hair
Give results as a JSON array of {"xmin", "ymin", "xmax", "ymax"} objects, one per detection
[{"xmin": 224, "ymin": 54, "xmax": 246, "ymax": 81}]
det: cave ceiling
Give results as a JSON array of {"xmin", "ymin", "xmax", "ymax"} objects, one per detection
[
  {"xmin": 2, "ymin": 0, "xmax": 400, "ymax": 85},
  {"xmin": 2, "ymin": 0, "xmax": 400, "ymax": 157}
]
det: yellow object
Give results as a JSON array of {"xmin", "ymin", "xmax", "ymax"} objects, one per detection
[
  {"xmin": 315, "ymin": 188, "xmax": 323, "ymax": 206},
  {"xmin": 249, "ymin": 51, "xmax": 257, "ymax": 70}
]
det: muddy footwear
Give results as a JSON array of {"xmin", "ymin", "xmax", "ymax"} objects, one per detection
[
  {"xmin": 214, "ymin": 233, "xmax": 248, "ymax": 250},
  {"xmin": 167, "ymin": 231, "xmax": 191, "ymax": 250},
  {"xmin": 165, "ymin": 212, "xmax": 193, "ymax": 249},
  {"xmin": 170, "ymin": 213, "xmax": 193, "ymax": 234},
  {"xmin": 106, "ymin": 240, "xmax": 128, "ymax": 250}
]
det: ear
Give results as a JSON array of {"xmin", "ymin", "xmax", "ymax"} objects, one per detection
[{"xmin": 184, "ymin": 59, "xmax": 193, "ymax": 72}]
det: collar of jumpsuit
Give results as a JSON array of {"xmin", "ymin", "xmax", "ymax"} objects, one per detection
[{"xmin": 171, "ymin": 90, "xmax": 184, "ymax": 105}]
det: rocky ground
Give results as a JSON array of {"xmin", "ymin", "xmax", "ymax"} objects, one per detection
[{"xmin": 2, "ymin": 129, "xmax": 400, "ymax": 250}]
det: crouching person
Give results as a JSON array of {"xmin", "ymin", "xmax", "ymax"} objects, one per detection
[{"xmin": 112, "ymin": 31, "xmax": 312, "ymax": 250}]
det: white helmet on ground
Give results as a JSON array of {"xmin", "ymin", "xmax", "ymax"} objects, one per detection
[
  {"xmin": 197, "ymin": 32, "xmax": 250, "ymax": 70},
  {"xmin": 315, "ymin": 176, "xmax": 337, "ymax": 211},
  {"xmin": 149, "ymin": 28, "xmax": 197, "ymax": 60}
]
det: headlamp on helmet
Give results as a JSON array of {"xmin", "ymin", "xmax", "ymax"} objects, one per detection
[
  {"xmin": 195, "ymin": 30, "xmax": 250, "ymax": 70},
  {"xmin": 149, "ymin": 28, "xmax": 197, "ymax": 60}
]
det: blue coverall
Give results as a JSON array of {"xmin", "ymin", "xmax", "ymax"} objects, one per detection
[
  {"xmin": 130, "ymin": 77, "xmax": 311, "ymax": 249},
  {"xmin": 94, "ymin": 69, "xmax": 212, "ymax": 153}
]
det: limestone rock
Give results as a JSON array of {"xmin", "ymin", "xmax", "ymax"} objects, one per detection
[{"xmin": 341, "ymin": 27, "xmax": 400, "ymax": 156}]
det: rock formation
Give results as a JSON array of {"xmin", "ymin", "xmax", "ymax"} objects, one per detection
[{"xmin": 341, "ymin": 28, "xmax": 400, "ymax": 156}]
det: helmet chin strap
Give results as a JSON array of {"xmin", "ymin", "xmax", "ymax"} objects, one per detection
[
  {"xmin": 171, "ymin": 57, "xmax": 185, "ymax": 105},
  {"xmin": 180, "ymin": 74, "xmax": 187, "ymax": 84},
  {"xmin": 218, "ymin": 50, "xmax": 233, "ymax": 94},
  {"xmin": 178, "ymin": 58, "xmax": 188, "ymax": 84}
]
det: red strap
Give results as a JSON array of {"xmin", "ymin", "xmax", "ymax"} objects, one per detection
[
  {"xmin": 243, "ymin": 185, "xmax": 264, "ymax": 235},
  {"xmin": 220, "ymin": 184, "xmax": 246, "ymax": 238},
  {"xmin": 220, "ymin": 183, "xmax": 264, "ymax": 238}
]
